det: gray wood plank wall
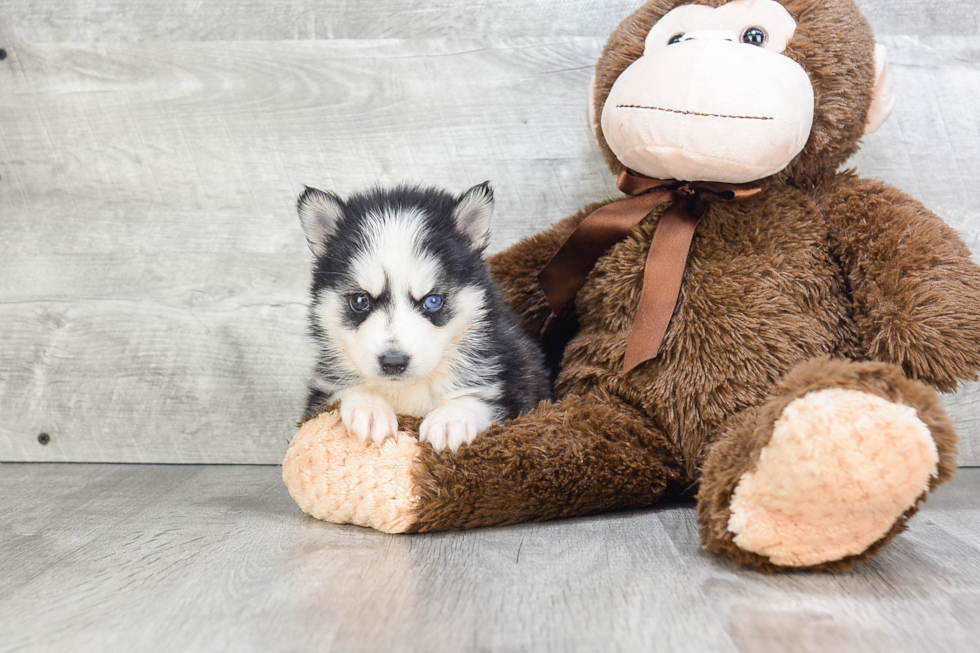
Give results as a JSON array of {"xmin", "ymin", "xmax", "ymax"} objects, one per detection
[{"xmin": 1, "ymin": 0, "xmax": 978, "ymax": 464}]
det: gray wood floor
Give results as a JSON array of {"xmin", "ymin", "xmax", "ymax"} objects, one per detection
[
  {"xmin": 1, "ymin": 463, "xmax": 978, "ymax": 653},
  {"xmin": 1, "ymin": 0, "xmax": 979, "ymax": 465}
]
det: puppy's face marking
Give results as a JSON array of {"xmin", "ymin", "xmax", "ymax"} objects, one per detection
[
  {"xmin": 300, "ymin": 187, "xmax": 492, "ymax": 398},
  {"xmin": 307, "ymin": 200, "xmax": 489, "ymax": 389}
]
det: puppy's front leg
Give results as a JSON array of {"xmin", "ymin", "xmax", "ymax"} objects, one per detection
[
  {"xmin": 337, "ymin": 386, "xmax": 399, "ymax": 446},
  {"xmin": 419, "ymin": 396, "xmax": 497, "ymax": 453}
]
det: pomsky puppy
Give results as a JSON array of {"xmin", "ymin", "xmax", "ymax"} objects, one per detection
[{"xmin": 297, "ymin": 182, "xmax": 551, "ymax": 452}]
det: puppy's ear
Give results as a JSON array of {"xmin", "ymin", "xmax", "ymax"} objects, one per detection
[
  {"xmin": 454, "ymin": 182, "xmax": 494, "ymax": 252},
  {"xmin": 298, "ymin": 186, "xmax": 345, "ymax": 256}
]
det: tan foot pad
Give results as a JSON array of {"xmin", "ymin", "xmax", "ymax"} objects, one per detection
[
  {"xmin": 728, "ymin": 389, "xmax": 938, "ymax": 567},
  {"xmin": 282, "ymin": 411, "xmax": 420, "ymax": 533}
]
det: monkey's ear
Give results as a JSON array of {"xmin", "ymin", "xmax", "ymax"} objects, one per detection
[
  {"xmin": 864, "ymin": 44, "xmax": 896, "ymax": 135},
  {"xmin": 588, "ymin": 74, "xmax": 600, "ymax": 138},
  {"xmin": 454, "ymin": 182, "xmax": 494, "ymax": 252},
  {"xmin": 298, "ymin": 186, "xmax": 345, "ymax": 256}
]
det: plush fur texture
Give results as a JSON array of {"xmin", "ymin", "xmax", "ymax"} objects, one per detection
[
  {"xmin": 727, "ymin": 388, "xmax": 937, "ymax": 567},
  {"xmin": 282, "ymin": 0, "xmax": 980, "ymax": 572},
  {"xmin": 696, "ymin": 357, "xmax": 958, "ymax": 572},
  {"xmin": 410, "ymin": 390, "xmax": 687, "ymax": 531}
]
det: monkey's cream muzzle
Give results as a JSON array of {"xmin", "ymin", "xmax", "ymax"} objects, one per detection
[
  {"xmin": 598, "ymin": 0, "xmax": 816, "ymax": 184},
  {"xmin": 601, "ymin": 36, "xmax": 814, "ymax": 184}
]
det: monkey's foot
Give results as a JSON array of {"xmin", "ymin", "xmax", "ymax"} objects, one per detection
[
  {"xmin": 282, "ymin": 411, "xmax": 420, "ymax": 533},
  {"xmin": 727, "ymin": 389, "xmax": 938, "ymax": 567}
]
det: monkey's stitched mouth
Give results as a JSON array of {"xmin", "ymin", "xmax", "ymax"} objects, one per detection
[{"xmin": 616, "ymin": 104, "xmax": 774, "ymax": 121}]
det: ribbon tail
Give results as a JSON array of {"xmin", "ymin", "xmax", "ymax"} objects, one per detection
[
  {"xmin": 538, "ymin": 191, "xmax": 674, "ymax": 315},
  {"xmin": 538, "ymin": 260, "xmax": 579, "ymax": 316},
  {"xmin": 622, "ymin": 202, "xmax": 701, "ymax": 373}
]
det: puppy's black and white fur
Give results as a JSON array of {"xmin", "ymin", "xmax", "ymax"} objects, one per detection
[{"xmin": 298, "ymin": 182, "xmax": 551, "ymax": 452}]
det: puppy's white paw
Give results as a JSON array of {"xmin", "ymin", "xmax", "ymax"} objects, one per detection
[
  {"xmin": 420, "ymin": 405, "xmax": 482, "ymax": 453},
  {"xmin": 339, "ymin": 390, "xmax": 399, "ymax": 446}
]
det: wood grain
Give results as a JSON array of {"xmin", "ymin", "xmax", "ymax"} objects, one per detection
[
  {"xmin": 0, "ymin": 463, "xmax": 978, "ymax": 652},
  {"xmin": 0, "ymin": 38, "xmax": 614, "ymax": 462},
  {"xmin": 0, "ymin": 2, "xmax": 978, "ymax": 463},
  {"xmin": 0, "ymin": 0, "xmax": 976, "ymax": 42}
]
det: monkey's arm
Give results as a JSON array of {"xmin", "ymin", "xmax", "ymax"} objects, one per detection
[
  {"xmin": 822, "ymin": 171, "xmax": 980, "ymax": 392},
  {"xmin": 487, "ymin": 201, "xmax": 607, "ymax": 340}
]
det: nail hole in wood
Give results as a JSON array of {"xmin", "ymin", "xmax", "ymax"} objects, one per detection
[{"xmin": 38, "ymin": 433, "xmax": 51, "ymax": 445}]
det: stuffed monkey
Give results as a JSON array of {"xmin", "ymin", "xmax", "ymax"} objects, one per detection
[{"xmin": 283, "ymin": 0, "xmax": 980, "ymax": 571}]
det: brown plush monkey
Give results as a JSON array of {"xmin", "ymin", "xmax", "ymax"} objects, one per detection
[{"xmin": 283, "ymin": 0, "xmax": 980, "ymax": 571}]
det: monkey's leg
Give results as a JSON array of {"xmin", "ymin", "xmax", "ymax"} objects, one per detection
[
  {"xmin": 697, "ymin": 357, "xmax": 958, "ymax": 572},
  {"xmin": 283, "ymin": 392, "xmax": 687, "ymax": 533}
]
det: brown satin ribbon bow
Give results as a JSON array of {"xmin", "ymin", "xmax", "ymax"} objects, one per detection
[{"xmin": 538, "ymin": 169, "xmax": 763, "ymax": 373}]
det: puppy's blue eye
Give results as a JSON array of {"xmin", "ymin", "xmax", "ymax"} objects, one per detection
[
  {"xmin": 349, "ymin": 292, "xmax": 371, "ymax": 312},
  {"xmin": 668, "ymin": 33, "xmax": 684, "ymax": 45},
  {"xmin": 422, "ymin": 294, "xmax": 444, "ymax": 311}
]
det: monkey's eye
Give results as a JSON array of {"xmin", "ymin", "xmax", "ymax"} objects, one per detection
[
  {"xmin": 421, "ymin": 294, "xmax": 444, "ymax": 312},
  {"xmin": 668, "ymin": 33, "xmax": 685, "ymax": 45},
  {"xmin": 741, "ymin": 26, "xmax": 768, "ymax": 47},
  {"xmin": 349, "ymin": 292, "xmax": 372, "ymax": 312}
]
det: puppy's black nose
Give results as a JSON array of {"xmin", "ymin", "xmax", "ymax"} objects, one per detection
[{"xmin": 379, "ymin": 351, "xmax": 410, "ymax": 376}]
